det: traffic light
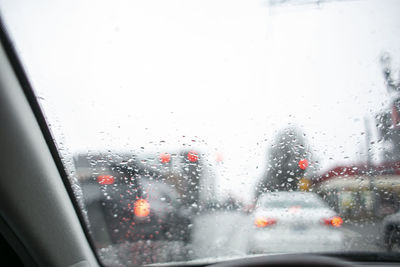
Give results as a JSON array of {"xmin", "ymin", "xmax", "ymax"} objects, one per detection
[
  {"xmin": 298, "ymin": 159, "xmax": 309, "ymax": 170},
  {"xmin": 181, "ymin": 150, "xmax": 201, "ymax": 207},
  {"xmin": 187, "ymin": 151, "xmax": 199, "ymax": 163},
  {"xmin": 298, "ymin": 177, "xmax": 311, "ymax": 191},
  {"xmin": 159, "ymin": 152, "xmax": 171, "ymax": 164}
]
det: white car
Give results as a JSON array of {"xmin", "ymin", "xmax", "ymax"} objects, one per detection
[{"xmin": 248, "ymin": 191, "xmax": 344, "ymax": 254}]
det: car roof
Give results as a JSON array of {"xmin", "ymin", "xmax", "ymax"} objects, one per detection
[{"xmin": 257, "ymin": 191, "xmax": 322, "ymax": 203}]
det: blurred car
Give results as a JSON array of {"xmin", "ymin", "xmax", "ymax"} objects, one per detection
[
  {"xmin": 382, "ymin": 210, "xmax": 400, "ymax": 251},
  {"xmin": 247, "ymin": 191, "xmax": 344, "ymax": 254},
  {"xmin": 73, "ymin": 149, "xmax": 218, "ymax": 247},
  {"xmin": 74, "ymin": 153, "xmax": 192, "ymax": 244},
  {"xmin": 100, "ymin": 170, "xmax": 191, "ymax": 243}
]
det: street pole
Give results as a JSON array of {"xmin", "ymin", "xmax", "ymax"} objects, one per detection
[{"xmin": 364, "ymin": 117, "xmax": 376, "ymax": 217}]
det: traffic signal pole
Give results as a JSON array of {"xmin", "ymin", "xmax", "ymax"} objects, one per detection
[{"xmin": 364, "ymin": 117, "xmax": 376, "ymax": 217}]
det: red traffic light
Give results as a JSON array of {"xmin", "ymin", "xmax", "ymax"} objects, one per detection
[
  {"xmin": 187, "ymin": 151, "xmax": 198, "ymax": 162},
  {"xmin": 159, "ymin": 152, "xmax": 171, "ymax": 163},
  {"xmin": 298, "ymin": 159, "xmax": 309, "ymax": 170}
]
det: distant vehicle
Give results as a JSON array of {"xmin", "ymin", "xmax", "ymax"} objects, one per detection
[
  {"xmin": 247, "ymin": 191, "xmax": 344, "ymax": 254},
  {"xmin": 73, "ymin": 149, "xmax": 216, "ymax": 245},
  {"xmin": 100, "ymin": 162, "xmax": 192, "ymax": 243},
  {"xmin": 382, "ymin": 211, "xmax": 400, "ymax": 251}
]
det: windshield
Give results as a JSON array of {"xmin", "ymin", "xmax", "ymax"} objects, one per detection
[
  {"xmin": 264, "ymin": 200, "xmax": 324, "ymax": 209},
  {"xmin": 1, "ymin": 0, "xmax": 400, "ymax": 265}
]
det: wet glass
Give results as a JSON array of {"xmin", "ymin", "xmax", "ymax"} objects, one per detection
[
  {"xmin": 1, "ymin": 0, "xmax": 400, "ymax": 265},
  {"xmin": 262, "ymin": 200, "xmax": 326, "ymax": 209}
]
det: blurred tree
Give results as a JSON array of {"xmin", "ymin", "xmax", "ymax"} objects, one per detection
[
  {"xmin": 255, "ymin": 127, "xmax": 313, "ymax": 200},
  {"xmin": 376, "ymin": 53, "xmax": 400, "ymax": 162}
]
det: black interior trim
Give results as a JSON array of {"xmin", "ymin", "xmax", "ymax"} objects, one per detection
[
  {"xmin": 0, "ymin": 215, "xmax": 36, "ymax": 267},
  {"xmin": 208, "ymin": 254, "xmax": 354, "ymax": 267},
  {"xmin": 0, "ymin": 14, "xmax": 102, "ymax": 266}
]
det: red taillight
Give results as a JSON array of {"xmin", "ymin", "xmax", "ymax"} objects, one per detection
[
  {"xmin": 97, "ymin": 175, "xmax": 115, "ymax": 185},
  {"xmin": 134, "ymin": 199, "xmax": 150, "ymax": 217},
  {"xmin": 255, "ymin": 217, "xmax": 276, "ymax": 228},
  {"xmin": 323, "ymin": 216, "xmax": 343, "ymax": 227}
]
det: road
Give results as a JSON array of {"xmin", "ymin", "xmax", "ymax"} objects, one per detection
[
  {"xmin": 190, "ymin": 212, "xmax": 387, "ymax": 258},
  {"xmin": 191, "ymin": 211, "xmax": 250, "ymax": 258},
  {"xmin": 342, "ymin": 220, "xmax": 384, "ymax": 252},
  {"xmin": 97, "ymin": 210, "xmax": 389, "ymax": 266}
]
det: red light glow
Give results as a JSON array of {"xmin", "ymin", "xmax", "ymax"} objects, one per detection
[
  {"xmin": 255, "ymin": 217, "xmax": 276, "ymax": 228},
  {"xmin": 298, "ymin": 159, "xmax": 309, "ymax": 170},
  {"xmin": 134, "ymin": 199, "xmax": 150, "ymax": 217},
  {"xmin": 159, "ymin": 153, "xmax": 171, "ymax": 163},
  {"xmin": 97, "ymin": 175, "xmax": 115, "ymax": 185},
  {"xmin": 187, "ymin": 151, "xmax": 199, "ymax": 162},
  {"xmin": 216, "ymin": 152, "xmax": 224, "ymax": 163},
  {"xmin": 288, "ymin": 206, "xmax": 302, "ymax": 213},
  {"xmin": 323, "ymin": 216, "xmax": 343, "ymax": 227}
]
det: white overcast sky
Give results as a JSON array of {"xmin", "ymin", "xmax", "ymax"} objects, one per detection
[{"xmin": 1, "ymin": 0, "xmax": 400, "ymax": 199}]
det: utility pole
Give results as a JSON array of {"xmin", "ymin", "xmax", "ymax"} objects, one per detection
[{"xmin": 364, "ymin": 117, "xmax": 376, "ymax": 217}]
